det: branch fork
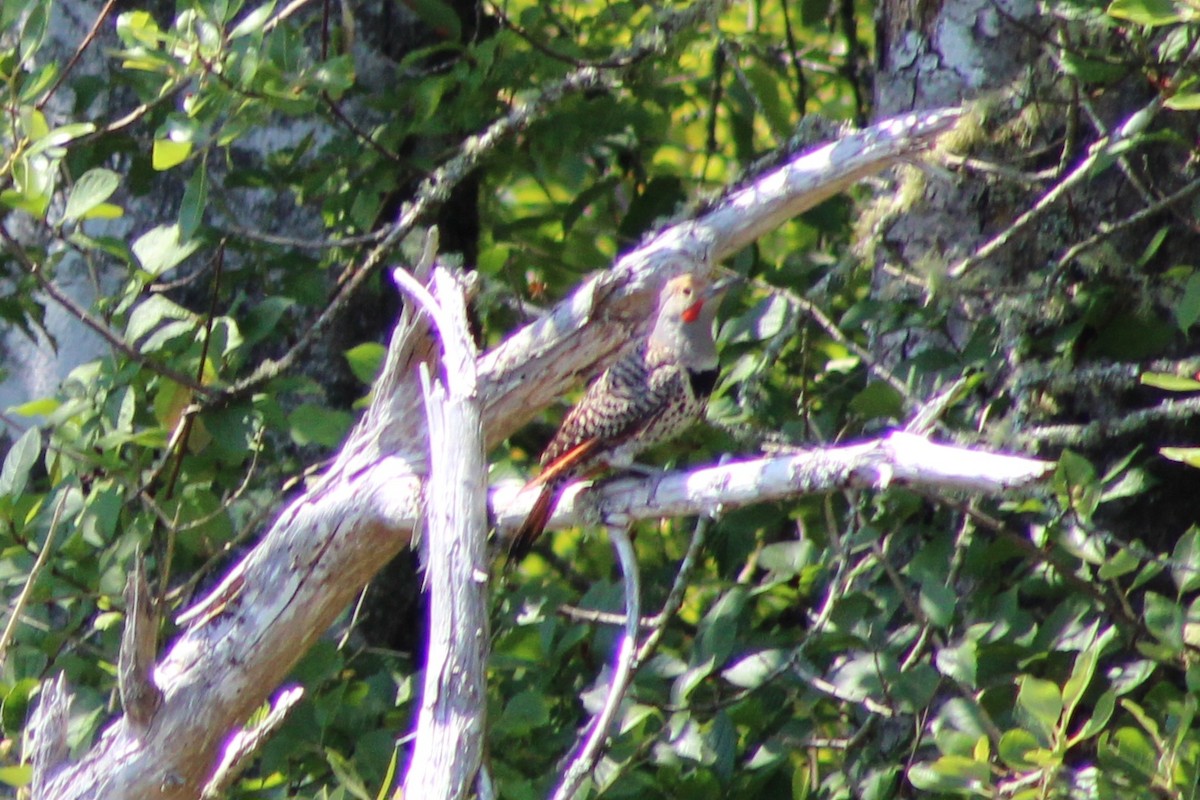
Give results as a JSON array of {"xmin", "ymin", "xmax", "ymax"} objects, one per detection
[{"xmin": 27, "ymin": 106, "xmax": 991, "ymax": 800}]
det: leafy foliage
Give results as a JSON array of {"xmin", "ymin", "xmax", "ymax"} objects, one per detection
[{"xmin": 0, "ymin": 0, "xmax": 1199, "ymax": 798}]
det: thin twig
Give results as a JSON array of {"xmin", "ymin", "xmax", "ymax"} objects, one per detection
[
  {"xmin": 202, "ymin": 686, "xmax": 306, "ymax": 798},
  {"xmin": 0, "ymin": 491, "xmax": 68, "ymax": 666},
  {"xmin": 947, "ymin": 95, "xmax": 1165, "ymax": 279},
  {"xmin": 0, "ymin": 227, "xmax": 214, "ymax": 397},
  {"xmin": 76, "ymin": 77, "xmax": 192, "ymax": 144},
  {"xmin": 264, "ymin": 0, "xmax": 319, "ymax": 33},
  {"xmin": 217, "ymin": 223, "xmax": 385, "ymax": 249},
  {"xmin": 485, "ymin": 0, "xmax": 691, "ymax": 70},
  {"xmin": 773, "ymin": 282, "xmax": 913, "ymax": 411},
  {"xmin": 321, "ymin": 94, "xmax": 403, "ymax": 165},
  {"xmin": 1055, "ymin": 175, "xmax": 1200, "ymax": 269},
  {"xmin": 1017, "ymin": 394, "xmax": 1200, "ymax": 448},
  {"xmin": 36, "ymin": 0, "xmax": 118, "ymax": 112},
  {"xmin": 551, "ymin": 524, "xmax": 641, "ymax": 800},
  {"xmin": 638, "ymin": 516, "xmax": 711, "ymax": 663},
  {"xmin": 557, "ymin": 605, "xmax": 652, "ymax": 627}
]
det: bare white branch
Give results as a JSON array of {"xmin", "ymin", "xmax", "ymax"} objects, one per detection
[
  {"xmin": 202, "ymin": 686, "xmax": 305, "ymax": 799},
  {"xmin": 400, "ymin": 266, "xmax": 489, "ymax": 800},
  {"xmin": 27, "ymin": 672, "xmax": 72, "ymax": 798},
  {"xmin": 118, "ymin": 553, "xmax": 162, "ymax": 733},
  {"xmin": 492, "ymin": 431, "xmax": 1053, "ymax": 538},
  {"xmin": 552, "ymin": 525, "xmax": 642, "ymax": 800}
]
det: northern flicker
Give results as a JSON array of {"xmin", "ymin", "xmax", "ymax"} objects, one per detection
[{"xmin": 511, "ymin": 273, "xmax": 734, "ymax": 556}]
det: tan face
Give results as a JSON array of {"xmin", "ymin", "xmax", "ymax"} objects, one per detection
[{"xmin": 661, "ymin": 274, "xmax": 711, "ymax": 324}]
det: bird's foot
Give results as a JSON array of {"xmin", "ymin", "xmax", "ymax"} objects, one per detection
[{"xmin": 609, "ymin": 462, "xmax": 665, "ymax": 479}]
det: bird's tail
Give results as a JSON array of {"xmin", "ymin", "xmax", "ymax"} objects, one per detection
[
  {"xmin": 507, "ymin": 439, "xmax": 601, "ymax": 562},
  {"xmin": 508, "ymin": 481, "xmax": 557, "ymax": 562}
]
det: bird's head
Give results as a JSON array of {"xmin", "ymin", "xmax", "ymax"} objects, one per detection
[
  {"xmin": 650, "ymin": 273, "xmax": 738, "ymax": 367},
  {"xmin": 658, "ymin": 273, "xmax": 736, "ymax": 325}
]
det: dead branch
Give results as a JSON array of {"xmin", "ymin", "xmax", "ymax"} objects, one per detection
[
  {"xmin": 396, "ymin": 262, "xmax": 490, "ymax": 799},
  {"xmin": 491, "ymin": 431, "xmax": 1052, "ymax": 540},
  {"xmin": 32, "ymin": 107, "xmax": 967, "ymax": 800},
  {"xmin": 551, "ymin": 524, "xmax": 641, "ymax": 800}
]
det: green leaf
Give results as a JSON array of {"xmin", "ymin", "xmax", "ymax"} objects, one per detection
[
  {"xmin": 81, "ymin": 203, "xmax": 123, "ymax": 220},
  {"xmin": 1016, "ymin": 676, "xmax": 1062, "ymax": 742},
  {"xmin": 19, "ymin": 64, "xmax": 55, "ymax": 105},
  {"xmin": 1171, "ymin": 527, "xmax": 1200, "ymax": 594},
  {"xmin": 8, "ymin": 397, "xmax": 60, "ymax": 418},
  {"xmin": 1140, "ymin": 371, "xmax": 1200, "ymax": 391},
  {"xmin": 1108, "ymin": 659, "xmax": 1156, "ymax": 695},
  {"xmin": 311, "ymin": 54, "xmax": 356, "ymax": 99},
  {"xmin": 0, "ymin": 427, "xmax": 41, "ymax": 498},
  {"xmin": 179, "ymin": 163, "xmax": 208, "ymax": 238},
  {"xmin": 849, "ymin": 380, "xmax": 904, "ymax": 422},
  {"xmin": 344, "ymin": 343, "xmax": 386, "ymax": 385},
  {"xmin": 0, "ymin": 764, "xmax": 32, "ymax": 788},
  {"xmin": 494, "ymin": 689, "xmax": 549, "ymax": 735},
  {"xmin": 919, "ymin": 582, "xmax": 957, "ymax": 628},
  {"xmin": 1173, "ymin": 272, "xmax": 1200, "ymax": 332},
  {"xmin": 1119, "ymin": 698, "xmax": 1161, "ymax": 742},
  {"xmin": 693, "ymin": 587, "xmax": 746, "ymax": 667},
  {"xmin": 1143, "ymin": 591, "xmax": 1183, "ymax": 650},
  {"xmin": 0, "ymin": 188, "xmax": 47, "ymax": 217},
  {"xmin": 20, "ymin": 106, "xmax": 50, "ymax": 142},
  {"xmin": 241, "ymin": 297, "xmax": 294, "ymax": 346},
  {"xmin": 324, "ymin": 748, "xmax": 372, "ymax": 800},
  {"xmin": 935, "ymin": 639, "xmax": 977, "ymax": 686},
  {"xmin": 125, "ymin": 294, "xmax": 194, "ymax": 344},
  {"xmin": 724, "ymin": 293, "xmax": 790, "ymax": 344},
  {"xmin": 1054, "ymin": 451, "xmax": 1100, "ymax": 520},
  {"xmin": 1060, "ymin": 51, "xmax": 1128, "ymax": 84},
  {"xmin": 1062, "ymin": 624, "xmax": 1112, "ymax": 712},
  {"xmin": 375, "ymin": 744, "xmax": 400, "ymax": 800},
  {"xmin": 675, "ymin": 588, "xmax": 746, "ymax": 703},
  {"xmin": 562, "ymin": 178, "xmax": 618, "ymax": 233},
  {"xmin": 1160, "ymin": 446, "xmax": 1200, "ymax": 468},
  {"xmin": 722, "ymin": 649, "xmax": 787, "ymax": 689},
  {"xmin": 1077, "ymin": 690, "xmax": 1117, "ymax": 739},
  {"xmin": 1099, "ymin": 726, "xmax": 1157, "ymax": 779},
  {"xmin": 757, "ymin": 540, "xmax": 817, "ymax": 577},
  {"xmin": 907, "ymin": 755, "xmax": 991, "ymax": 793},
  {"xmin": 403, "ymin": 0, "xmax": 462, "ymax": 43},
  {"xmin": 229, "ymin": 0, "xmax": 275, "ymax": 38},
  {"xmin": 6, "ymin": 151, "xmax": 54, "ymax": 216},
  {"xmin": 152, "ymin": 138, "xmax": 192, "ymax": 170},
  {"xmin": 1166, "ymin": 92, "xmax": 1200, "ymax": 111},
  {"xmin": 1098, "ymin": 546, "xmax": 1140, "ymax": 579},
  {"xmin": 16, "ymin": 2, "xmax": 49, "ymax": 68},
  {"xmin": 1088, "ymin": 312, "xmax": 1174, "ymax": 360},
  {"xmin": 116, "ymin": 10, "xmax": 162, "ymax": 46},
  {"xmin": 998, "ymin": 728, "xmax": 1044, "ymax": 769},
  {"xmin": 667, "ymin": 715, "xmax": 707, "ymax": 764},
  {"xmin": 63, "ymin": 168, "xmax": 120, "ymax": 221},
  {"xmin": 131, "ymin": 224, "xmax": 200, "ymax": 277},
  {"xmin": 618, "ymin": 176, "xmax": 686, "ymax": 242},
  {"xmin": 288, "ymin": 403, "xmax": 353, "ymax": 447},
  {"xmin": 1107, "ymin": 0, "xmax": 1188, "ymax": 25},
  {"xmin": 1058, "ymin": 521, "xmax": 1105, "ymax": 564}
]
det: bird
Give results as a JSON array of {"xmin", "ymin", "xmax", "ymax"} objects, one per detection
[{"xmin": 510, "ymin": 272, "xmax": 735, "ymax": 557}]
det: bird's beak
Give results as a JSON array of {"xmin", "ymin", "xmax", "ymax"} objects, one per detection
[{"xmin": 706, "ymin": 273, "xmax": 742, "ymax": 299}]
